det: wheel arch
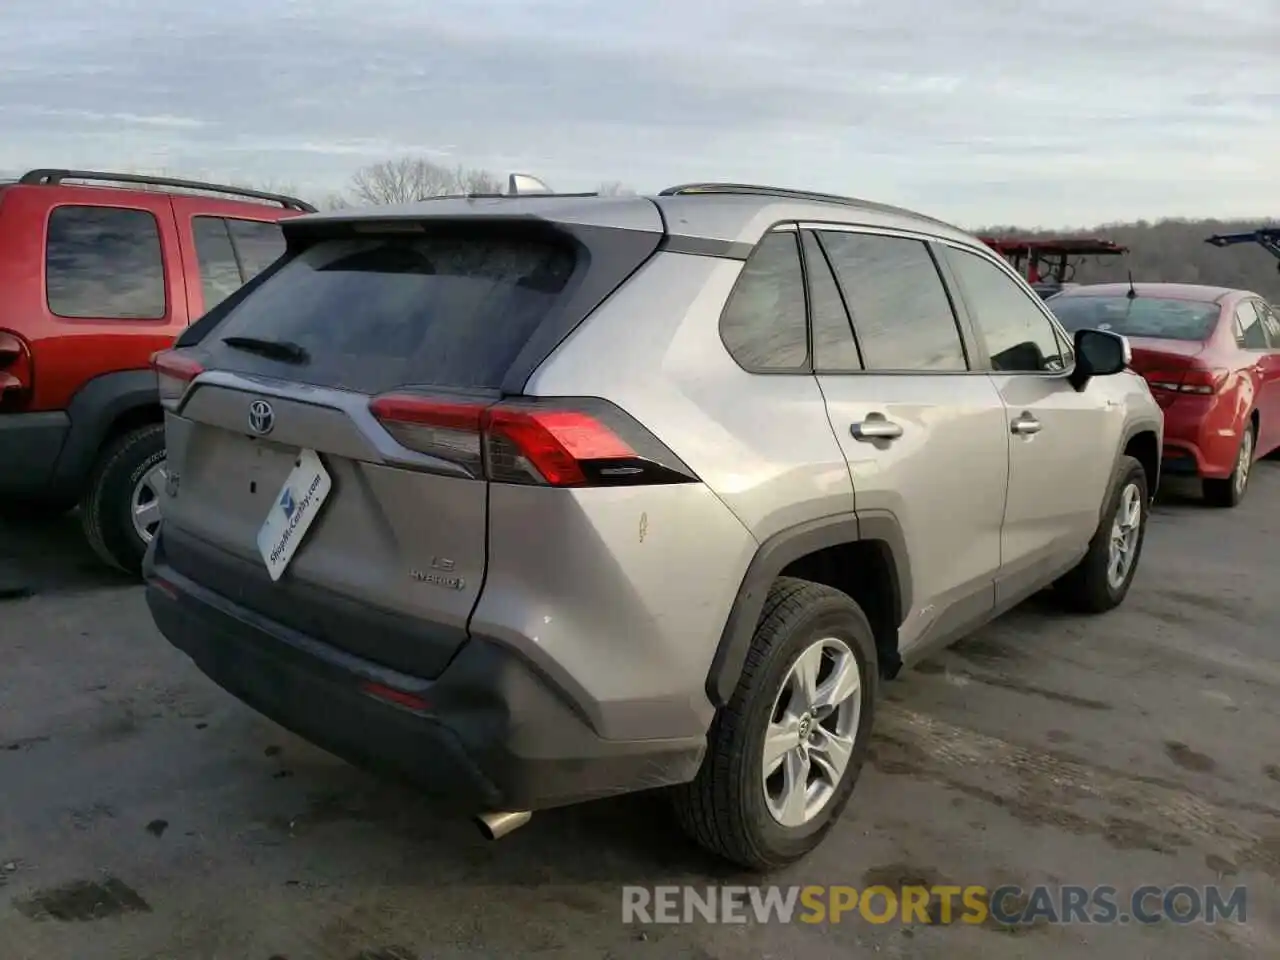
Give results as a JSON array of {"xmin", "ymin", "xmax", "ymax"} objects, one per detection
[
  {"xmin": 705, "ymin": 510, "xmax": 912, "ymax": 707},
  {"xmin": 50, "ymin": 370, "xmax": 162, "ymax": 497},
  {"xmin": 1121, "ymin": 422, "xmax": 1161, "ymax": 499}
]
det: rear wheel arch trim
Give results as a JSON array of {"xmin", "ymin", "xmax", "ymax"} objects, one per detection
[
  {"xmin": 50, "ymin": 369, "xmax": 163, "ymax": 494},
  {"xmin": 704, "ymin": 510, "xmax": 912, "ymax": 708},
  {"xmin": 1118, "ymin": 419, "xmax": 1162, "ymax": 498}
]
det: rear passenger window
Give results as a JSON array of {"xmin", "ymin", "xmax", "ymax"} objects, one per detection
[
  {"xmin": 1258, "ymin": 302, "xmax": 1280, "ymax": 346},
  {"xmin": 1235, "ymin": 301, "xmax": 1268, "ymax": 349},
  {"xmin": 944, "ymin": 247, "xmax": 1068, "ymax": 372},
  {"xmin": 720, "ymin": 231, "xmax": 809, "ymax": 371},
  {"xmin": 802, "ymin": 231, "xmax": 861, "ymax": 371},
  {"xmin": 227, "ymin": 218, "xmax": 286, "ymax": 279},
  {"xmin": 46, "ymin": 206, "xmax": 166, "ymax": 319},
  {"xmin": 193, "ymin": 217, "xmax": 244, "ymax": 311},
  {"xmin": 817, "ymin": 232, "xmax": 967, "ymax": 371}
]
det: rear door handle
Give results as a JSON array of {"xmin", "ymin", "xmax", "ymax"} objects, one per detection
[
  {"xmin": 851, "ymin": 417, "xmax": 903, "ymax": 441},
  {"xmin": 1011, "ymin": 413, "xmax": 1042, "ymax": 435}
]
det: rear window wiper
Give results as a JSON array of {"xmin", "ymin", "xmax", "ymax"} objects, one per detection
[{"xmin": 221, "ymin": 335, "xmax": 309, "ymax": 364}]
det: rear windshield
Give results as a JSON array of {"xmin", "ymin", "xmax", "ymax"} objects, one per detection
[
  {"xmin": 202, "ymin": 233, "xmax": 577, "ymax": 393},
  {"xmin": 1048, "ymin": 295, "xmax": 1220, "ymax": 342}
]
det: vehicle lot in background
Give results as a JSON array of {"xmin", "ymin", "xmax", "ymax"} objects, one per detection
[
  {"xmin": 1049, "ymin": 282, "xmax": 1280, "ymax": 507},
  {"xmin": 0, "ymin": 170, "xmax": 312, "ymax": 575},
  {"xmin": 979, "ymin": 237, "xmax": 1129, "ymax": 300},
  {"xmin": 1, "ymin": 468, "xmax": 1277, "ymax": 960}
]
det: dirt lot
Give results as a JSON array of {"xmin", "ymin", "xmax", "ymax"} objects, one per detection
[{"xmin": 2, "ymin": 468, "xmax": 1278, "ymax": 959}]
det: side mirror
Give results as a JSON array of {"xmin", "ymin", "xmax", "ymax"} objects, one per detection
[{"xmin": 1069, "ymin": 328, "xmax": 1130, "ymax": 391}]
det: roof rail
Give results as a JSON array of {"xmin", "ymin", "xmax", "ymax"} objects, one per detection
[
  {"xmin": 17, "ymin": 168, "xmax": 317, "ymax": 212},
  {"xmin": 660, "ymin": 182, "xmax": 869, "ymax": 204},
  {"xmin": 658, "ymin": 182, "xmax": 956, "ymax": 228}
]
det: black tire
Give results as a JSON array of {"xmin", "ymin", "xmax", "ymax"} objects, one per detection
[
  {"xmin": 1203, "ymin": 420, "xmax": 1255, "ymax": 508},
  {"xmin": 1055, "ymin": 455, "xmax": 1149, "ymax": 614},
  {"xmin": 671, "ymin": 577, "xmax": 878, "ymax": 870},
  {"xmin": 80, "ymin": 424, "xmax": 166, "ymax": 576}
]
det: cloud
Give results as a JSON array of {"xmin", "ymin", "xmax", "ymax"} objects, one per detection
[
  {"xmin": 0, "ymin": 106, "xmax": 207, "ymax": 129},
  {"xmin": 1, "ymin": 0, "xmax": 1276, "ymax": 225}
]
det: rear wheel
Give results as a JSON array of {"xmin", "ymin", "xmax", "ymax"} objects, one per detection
[
  {"xmin": 1203, "ymin": 420, "xmax": 1254, "ymax": 508},
  {"xmin": 671, "ymin": 577, "xmax": 877, "ymax": 870},
  {"xmin": 81, "ymin": 424, "xmax": 166, "ymax": 576}
]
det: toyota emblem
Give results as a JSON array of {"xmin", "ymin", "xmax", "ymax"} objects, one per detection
[{"xmin": 248, "ymin": 399, "xmax": 275, "ymax": 435}]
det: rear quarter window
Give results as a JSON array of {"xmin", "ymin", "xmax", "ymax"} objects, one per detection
[
  {"xmin": 719, "ymin": 231, "xmax": 809, "ymax": 372},
  {"xmin": 201, "ymin": 232, "xmax": 577, "ymax": 394}
]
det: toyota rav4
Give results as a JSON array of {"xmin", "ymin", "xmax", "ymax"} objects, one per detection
[{"xmin": 143, "ymin": 181, "xmax": 1163, "ymax": 869}]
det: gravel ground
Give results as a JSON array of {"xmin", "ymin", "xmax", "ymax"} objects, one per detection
[{"xmin": 1, "ymin": 468, "xmax": 1278, "ymax": 959}]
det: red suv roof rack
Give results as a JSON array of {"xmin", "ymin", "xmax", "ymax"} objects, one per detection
[{"xmin": 17, "ymin": 168, "xmax": 316, "ymax": 213}]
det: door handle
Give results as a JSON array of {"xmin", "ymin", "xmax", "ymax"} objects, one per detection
[
  {"xmin": 1011, "ymin": 413, "xmax": 1042, "ymax": 435},
  {"xmin": 851, "ymin": 417, "xmax": 903, "ymax": 441}
]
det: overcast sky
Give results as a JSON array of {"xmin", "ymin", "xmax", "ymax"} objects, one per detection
[{"xmin": 1, "ymin": 0, "xmax": 1276, "ymax": 227}]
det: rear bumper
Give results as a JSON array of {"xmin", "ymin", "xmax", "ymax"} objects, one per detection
[
  {"xmin": 1161, "ymin": 403, "xmax": 1242, "ymax": 479},
  {"xmin": 143, "ymin": 532, "xmax": 705, "ymax": 811},
  {"xmin": 1162, "ymin": 427, "xmax": 1239, "ymax": 481},
  {"xmin": 0, "ymin": 411, "xmax": 69, "ymax": 497}
]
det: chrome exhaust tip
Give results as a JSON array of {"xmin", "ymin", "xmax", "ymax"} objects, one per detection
[{"xmin": 475, "ymin": 810, "xmax": 532, "ymax": 840}]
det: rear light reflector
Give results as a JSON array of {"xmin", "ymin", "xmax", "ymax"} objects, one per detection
[
  {"xmin": 359, "ymin": 681, "xmax": 430, "ymax": 713},
  {"xmin": 152, "ymin": 349, "xmax": 204, "ymax": 409},
  {"xmin": 0, "ymin": 330, "xmax": 33, "ymax": 413},
  {"xmin": 148, "ymin": 576, "xmax": 181, "ymax": 601},
  {"xmin": 369, "ymin": 394, "xmax": 698, "ymax": 487}
]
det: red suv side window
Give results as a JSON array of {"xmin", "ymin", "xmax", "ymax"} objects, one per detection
[
  {"xmin": 192, "ymin": 216, "xmax": 286, "ymax": 311},
  {"xmin": 46, "ymin": 205, "xmax": 166, "ymax": 320}
]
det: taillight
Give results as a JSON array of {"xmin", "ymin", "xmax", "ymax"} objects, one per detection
[
  {"xmin": 0, "ymin": 331, "xmax": 33, "ymax": 413},
  {"xmin": 368, "ymin": 394, "xmax": 699, "ymax": 487},
  {"xmin": 1143, "ymin": 364, "xmax": 1228, "ymax": 396},
  {"xmin": 151, "ymin": 349, "xmax": 204, "ymax": 410},
  {"xmin": 1178, "ymin": 366, "xmax": 1229, "ymax": 395}
]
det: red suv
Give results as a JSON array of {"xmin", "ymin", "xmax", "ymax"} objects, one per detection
[{"xmin": 0, "ymin": 169, "xmax": 314, "ymax": 573}]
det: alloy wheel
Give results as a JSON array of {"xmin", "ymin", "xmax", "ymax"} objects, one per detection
[{"xmin": 762, "ymin": 637, "xmax": 862, "ymax": 828}]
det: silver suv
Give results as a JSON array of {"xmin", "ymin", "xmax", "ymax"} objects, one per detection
[{"xmin": 144, "ymin": 182, "xmax": 1163, "ymax": 869}]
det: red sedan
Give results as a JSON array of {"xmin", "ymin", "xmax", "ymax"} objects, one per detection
[{"xmin": 1048, "ymin": 282, "xmax": 1280, "ymax": 507}]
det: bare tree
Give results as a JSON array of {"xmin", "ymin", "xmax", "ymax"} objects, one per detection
[
  {"xmin": 228, "ymin": 177, "xmax": 304, "ymax": 200},
  {"xmin": 346, "ymin": 158, "xmax": 501, "ymax": 205},
  {"xmin": 456, "ymin": 166, "xmax": 504, "ymax": 195},
  {"xmin": 320, "ymin": 192, "xmax": 353, "ymax": 211}
]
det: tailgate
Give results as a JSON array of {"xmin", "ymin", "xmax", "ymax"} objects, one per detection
[
  {"xmin": 157, "ymin": 212, "xmax": 662, "ymax": 678},
  {"xmin": 161, "ymin": 378, "xmax": 488, "ymax": 678}
]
